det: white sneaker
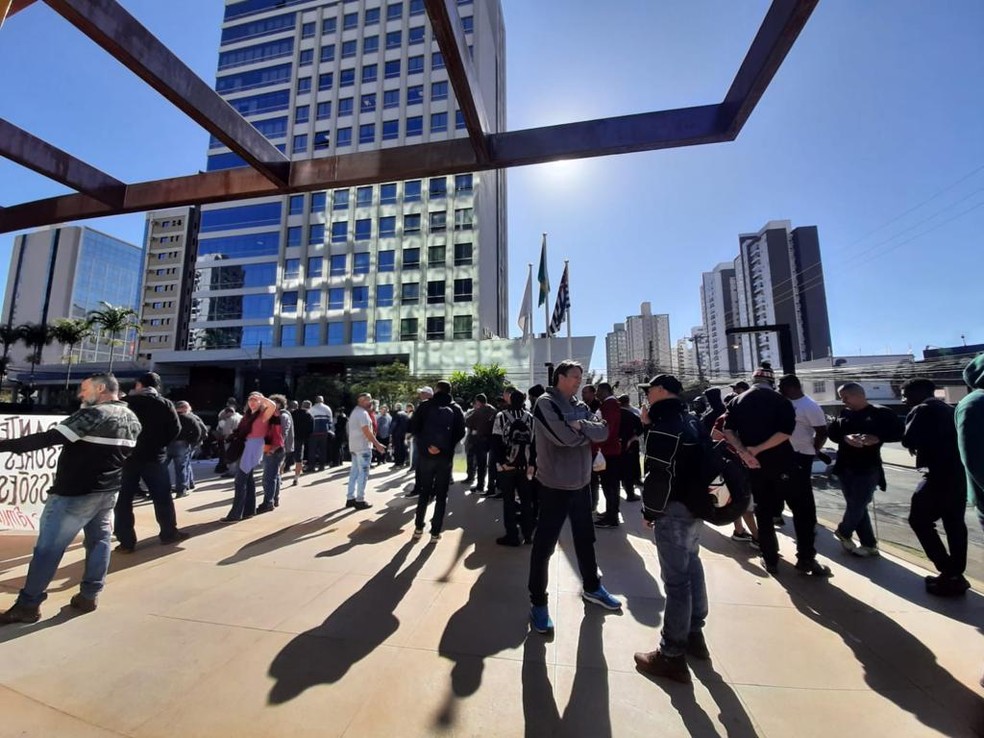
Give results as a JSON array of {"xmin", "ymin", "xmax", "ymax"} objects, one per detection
[
  {"xmin": 429, "ymin": 533, "xmax": 441, "ymax": 544},
  {"xmin": 852, "ymin": 545, "xmax": 880, "ymax": 558},
  {"xmin": 412, "ymin": 527, "xmax": 424, "ymax": 540},
  {"xmin": 834, "ymin": 530, "xmax": 857, "ymax": 552}
]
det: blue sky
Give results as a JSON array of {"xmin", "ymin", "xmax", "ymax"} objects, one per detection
[{"xmin": 1, "ymin": 1, "xmax": 982, "ymax": 371}]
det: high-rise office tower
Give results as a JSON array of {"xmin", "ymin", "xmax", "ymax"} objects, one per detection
[
  {"xmin": 2, "ymin": 226, "xmax": 143, "ymax": 365},
  {"xmin": 605, "ymin": 321, "xmax": 628, "ymax": 388},
  {"xmin": 625, "ymin": 302, "xmax": 672, "ymax": 373},
  {"xmin": 699, "ymin": 262, "xmax": 741, "ymax": 378},
  {"xmin": 156, "ymin": 0, "xmax": 507, "ymax": 385},
  {"xmin": 733, "ymin": 220, "xmax": 831, "ymax": 368}
]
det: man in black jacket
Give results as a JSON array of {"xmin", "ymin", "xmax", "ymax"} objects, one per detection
[
  {"xmin": 828, "ymin": 382, "xmax": 904, "ymax": 558},
  {"xmin": 408, "ymin": 380, "xmax": 466, "ymax": 542},
  {"xmin": 901, "ymin": 378, "xmax": 969, "ymax": 596},
  {"xmin": 114, "ymin": 372, "xmax": 187, "ymax": 552},
  {"xmin": 633, "ymin": 375, "xmax": 709, "ymax": 684}
]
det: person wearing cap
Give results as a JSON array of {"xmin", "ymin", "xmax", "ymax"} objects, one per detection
[
  {"xmin": 722, "ymin": 362, "xmax": 830, "ymax": 577},
  {"xmin": 114, "ymin": 372, "xmax": 188, "ymax": 552},
  {"xmin": 723, "ymin": 381, "xmax": 750, "ymax": 405},
  {"xmin": 633, "ymin": 374, "xmax": 710, "ymax": 683}
]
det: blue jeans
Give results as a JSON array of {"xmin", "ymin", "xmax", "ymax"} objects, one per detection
[
  {"xmin": 653, "ymin": 501, "xmax": 708, "ymax": 657},
  {"xmin": 167, "ymin": 441, "xmax": 192, "ymax": 494},
  {"xmin": 347, "ymin": 450, "xmax": 372, "ymax": 501},
  {"xmin": 262, "ymin": 448, "xmax": 285, "ymax": 507},
  {"xmin": 837, "ymin": 469, "xmax": 880, "ymax": 547},
  {"xmin": 19, "ymin": 491, "xmax": 117, "ymax": 607}
]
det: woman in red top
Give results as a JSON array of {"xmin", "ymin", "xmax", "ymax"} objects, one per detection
[{"xmin": 222, "ymin": 392, "xmax": 275, "ymax": 522}]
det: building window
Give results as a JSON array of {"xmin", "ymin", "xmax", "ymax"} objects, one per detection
[
  {"xmin": 354, "ymin": 219, "xmax": 372, "ymax": 241},
  {"xmin": 351, "ymin": 320, "xmax": 368, "ymax": 344},
  {"xmin": 336, "ymin": 127, "xmax": 352, "ymax": 147},
  {"xmin": 427, "ymin": 280, "xmax": 445, "ymax": 305},
  {"xmin": 375, "ymin": 319, "xmax": 392, "ymax": 342},
  {"xmin": 813, "ymin": 381, "xmax": 826, "ymax": 395},
  {"xmin": 309, "ymin": 223, "xmax": 325, "ymax": 244},
  {"xmin": 401, "ymin": 282, "xmax": 419, "ymax": 305},
  {"xmin": 408, "ymin": 55, "xmax": 424, "ymax": 75},
  {"xmin": 432, "ymin": 51, "xmax": 445, "ymax": 70},
  {"xmin": 280, "ymin": 324, "xmax": 297, "ymax": 347},
  {"xmin": 382, "ymin": 119, "xmax": 399, "ymax": 140},
  {"xmin": 383, "ymin": 89, "xmax": 400, "ymax": 109},
  {"xmin": 311, "ymin": 192, "xmax": 326, "ymax": 213},
  {"xmin": 428, "ymin": 244, "xmax": 446, "ymax": 265},
  {"xmin": 299, "ymin": 49, "xmax": 313, "ymax": 66},
  {"xmin": 352, "ymin": 286, "xmax": 369, "ymax": 309},
  {"xmin": 365, "ymin": 7, "xmax": 380, "ymax": 25},
  {"xmin": 356, "ymin": 186, "xmax": 373, "ymax": 208},
  {"xmin": 454, "ymin": 278, "xmax": 473, "ymax": 302},
  {"xmin": 405, "ymin": 180, "xmax": 422, "ymax": 202},
  {"xmin": 453, "ymin": 315, "xmax": 472, "ymax": 340},
  {"xmin": 306, "ymin": 256, "xmax": 323, "ymax": 279},
  {"xmin": 378, "ymin": 250, "xmax": 395, "ymax": 272},
  {"xmin": 330, "ymin": 254, "xmax": 347, "ymax": 276},
  {"xmin": 305, "ymin": 290, "xmax": 322, "ymax": 312},
  {"xmin": 429, "ymin": 211, "xmax": 446, "ymax": 232},
  {"xmin": 430, "ymin": 177, "xmax": 448, "ymax": 199},
  {"xmin": 407, "ymin": 85, "xmax": 424, "ymax": 106},
  {"xmin": 456, "ymin": 111, "xmax": 466, "ymax": 129},
  {"xmin": 295, "ymin": 106, "xmax": 310, "ymax": 125},
  {"xmin": 410, "ymin": 0, "xmax": 425, "ymax": 15},
  {"xmin": 404, "ymin": 213, "xmax": 421, "ymax": 234},
  {"xmin": 379, "ymin": 216, "xmax": 396, "ymax": 237},
  {"xmin": 387, "ymin": 3, "xmax": 403, "ymax": 21},
  {"xmin": 354, "ymin": 252, "xmax": 371, "ymax": 274},
  {"xmin": 454, "ymin": 208, "xmax": 473, "ymax": 230},
  {"xmin": 333, "ymin": 190, "xmax": 349, "ymax": 210},
  {"xmin": 340, "ymin": 69, "xmax": 355, "ymax": 88},
  {"xmin": 362, "ymin": 63, "xmax": 378, "ymax": 84},
  {"xmin": 455, "ymin": 173, "xmax": 473, "ymax": 193},
  {"xmin": 289, "ymin": 195, "xmax": 304, "ymax": 215},
  {"xmin": 318, "ymin": 72, "xmax": 333, "ymax": 91},
  {"xmin": 386, "ymin": 30, "xmax": 402, "ymax": 49},
  {"xmin": 343, "ymin": 12, "xmax": 358, "ymax": 30},
  {"xmin": 302, "ymin": 21, "xmax": 315, "ymax": 38},
  {"xmin": 313, "ymin": 130, "xmax": 330, "ymax": 149},
  {"xmin": 342, "ymin": 40, "xmax": 357, "ymax": 59},
  {"xmin": 320, "ymin": 44, "xmax": 335, "ymax": 63},
  {"xmin": 359, "ymin": 123, "xmax": 375, "ymax": 144},
  {"xmin": 461, "ymin": 16, "xmax": 473, "ymax": 33},
  {"xmin": 297, "ymin": 76, "xmax": 311, "ymax": 94},
  {"xmin": 400, "ymin": 318, "xmax": 417, "ymax": 341},
  {"xmin": 287, "ymin": 226, "xmax": 302, "ymax": 247},
  {"xmin": 453, "ymin": 242, "xmax": 472, "ymax": 266},
  {"xmin": 363, "ymin": 35, "xmax": 379, "ymax": 54},
  {"xmin": 403, "ymin": 247, "xmax": 420, "ymax": 269},
  {"xmin": 328, "ymin": 288, "xmax": 345, "ymax": 310},
  {"xmin": 426, "ymin": 317, "xmax": 445, "ymax": 340},
  {"xmin": 292, "ymin": 134, "xmax": 308, "ymax": 153},
  {"xmin": 384, "ymin": 60, "xmax": 401, "ymax": 79},
  {"xmin": 406, "ymin": 116, "xmax": 423, "ymax": 136},
  {"xmin": 375, "ymin": 283, "xmax": 395, "ymax": 307},
  {"xmin": 380, "ymin": 183, "xmax": 398, "ymax": 204},
  {"xmin": 431, "ymin": 80, "xmax": 448, "ymax": 101},
  {"xmin": 317, "ymin": 101, "xmax": 332, "ymax": 120},
  {"xmin": 281, "ymin": 291, "xmax": 298, "ymax": 313},
  {"xmin": 327, "ymin": 322, "xmax": 345, "ymax": 345},
  {"xmin": 322, "ymin": 18, "xmax": 337, "ymax": 34},
  {"xmin": 409, "ymin": 25, "xmax": 425, "ymax": 44},
  {"xmin": 284, "ymin": 259, "xmax": 300, "ymax": 280},
  {"xmin": 331, "ymin": 222, "xmax": 348, "ymax": 244}
]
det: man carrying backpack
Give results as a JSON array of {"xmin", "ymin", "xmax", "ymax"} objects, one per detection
[
  {"xmin": 493, "ymin": 389, "xmax": 535, "ymax": 546},
  {"xmin": 408, "ymin": 380, "xmax": 466, "ymax": 542},
  {"xmin": 633, "ymin": 375, "xmax": 710, "ymax": 684}
]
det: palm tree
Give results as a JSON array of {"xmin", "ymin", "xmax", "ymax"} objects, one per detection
[
  {"xmin": 17, "ymin": 322, "xmax": 53, "ymax": 380},
  {"xmin": 51, "ymin": 317, "xmax": 93, "ymax": 389},
  {"xmin": 0, "ymin": 324, "xmax": 21, "ymax": 385},
  {"xmin": 87, "ymin": 302, "xmax": 140, "ymax": 372}
]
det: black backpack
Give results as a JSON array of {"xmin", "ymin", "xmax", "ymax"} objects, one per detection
[
  {"xmin": 502, "ymin": 411, "xmax": 533, "ymax": 469},
  {"xmin": 422, "ymin": 402, "xmax": 455, "ymax": 454}
]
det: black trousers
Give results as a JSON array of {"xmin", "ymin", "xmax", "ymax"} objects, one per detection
[
  {"xmin": 909, "ymin": 469, "xmax": 968, "ymax": 577},
  {"xmin": 308, "ymin": 432, "xmax": 327, "ymax": 469},
  {"xmin": 599, "ymin": 453, "xmax": 622, "ymax": 522},
  {"xmin": 392, "ymin": 434, "xmax": 408, "ymax": 465},
  {"xmin": 751, "ymin": 454, "xmax": 817, "ymax": 566},
  {"xmin": 114, "ymin": 458, "xmax": 178, "ymax": 548},
  {"xmin": 473, "ymin": 435, "xmax": 492, "ymax": 491},
  {"xmin": 499, "ymin": 468, "xmax": 536, "ymax": 542},
  {"xmin": 620, "ymin": 445, "xmax": 641, "ymax": 498},
  {"xmin": 414, "ymin": 453, "xmax": 453, "ymax": 535},
  {"xmin": 528, "ymin": 484, "xmax": 601, "ymax": 606}
]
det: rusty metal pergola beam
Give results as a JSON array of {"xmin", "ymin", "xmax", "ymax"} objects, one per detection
[
  {"xmin": 0, "ymin": 0, "xmax": 818, "ymax": 234},
  {"xmin": 4, "ymin": 0, "xmax": 38, "ymax": 21},
  {"xmin": 423, "ymin": 0, "xmax": 490, "ymax": 163},
  {"xmin": 0, "ymin": 118, "xmax": 126, "ymax": 207},
  {"xmin": 41, "ymin": 0, "xmax": 290, "ymax": 187}
]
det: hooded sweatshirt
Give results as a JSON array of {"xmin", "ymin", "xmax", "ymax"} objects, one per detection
[{"xmin": 956, "ymin": 354, "xmax": 984, "ymax": 521}]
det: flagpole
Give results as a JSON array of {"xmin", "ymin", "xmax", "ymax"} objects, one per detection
[
  {"xmin": 542, "ymin": 233, "xmax": 551, "ymax": 369},
  {"xmin": 527, "ymin": 263, "xmax": 534, "ymax": 389},
  {"xmin": 564, "ymin": 259, "xmax": 572, "ymax": 360}
]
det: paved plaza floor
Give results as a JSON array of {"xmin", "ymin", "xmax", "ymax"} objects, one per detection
[{"xmin": 0, "ymin": 461, "xmax": 982, "ymax": 737}]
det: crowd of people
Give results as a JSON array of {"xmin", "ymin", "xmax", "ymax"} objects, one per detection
[{"xmin": 1, "ymin": 357, "xmax": 981, "ymax": 689}]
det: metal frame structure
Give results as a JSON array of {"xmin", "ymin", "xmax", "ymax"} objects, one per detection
[{"xmin": 0, "ymin": 0, "xmax": 818, "ymax": 234}]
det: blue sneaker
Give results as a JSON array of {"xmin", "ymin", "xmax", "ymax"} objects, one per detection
[
  {"xmin": 582, "ymin": 585, "xmax": 622, "ymax": 611},
  {"xmin": 529, "ymin": 605, "xmax": 554, "ymax": 635}
]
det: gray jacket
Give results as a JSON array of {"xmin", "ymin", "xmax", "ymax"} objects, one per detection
[{"xmin": 532, "ymin": 387, "xmax": 609, "ymax": 490}]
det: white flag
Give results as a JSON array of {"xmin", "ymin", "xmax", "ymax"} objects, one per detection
[{"xmin": 518, "ymin": 269, "xmax": 533, "ymax": 343}]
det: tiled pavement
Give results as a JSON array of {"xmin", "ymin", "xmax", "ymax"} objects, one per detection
[{"xmin": 0, "ymin": 461, "xmax": 981, "ymax": 737}]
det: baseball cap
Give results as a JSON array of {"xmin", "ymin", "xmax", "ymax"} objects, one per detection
[{"xmin": 638, "ymin": 374, "xmax": 684, "ymax": 395}]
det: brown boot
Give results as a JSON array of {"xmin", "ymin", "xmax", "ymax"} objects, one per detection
[
  {"xmin": 634, "ymin": 649, "xmax": 691, "ymax": 684},
  {"xmin": 0, "ymin": 602, "xmax": 41, "ymax": 625},
  {"xmin": 70, "ymin": 593, "xmax": 98, "ymax": 613}
]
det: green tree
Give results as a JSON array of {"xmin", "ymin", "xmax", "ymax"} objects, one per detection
[
  {"xmin": 350, "ymin": 361, "xmax": 437, "ymax": 407},
  {"xmin": 17, "ymin": 322, "xmax": 53, "ymax": 380},
  {"xmin": 449, "ymin": 363, "xmax": 508, "ymax": 406},
  {"xmin": 0, "ymin": 324, "xmax": 22, "ymax": 385},
  {"xmin": 51, "ymin": 317, "xmax": 93, "ymax": 389},
  {"xmin": 88, "ymin": 302, "xmax": 140, "ymax": 371},
  {"xmin": 294, "ymin": 373, "xmax": 349, "ymax": 410}
]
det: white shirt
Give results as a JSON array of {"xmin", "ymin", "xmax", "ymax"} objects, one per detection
[
  {"xmin": 348, "ymin": 405, "xmax": 372, "ymax": 454},
  {"xmin": 790, "ymin": 395, "xmax": 827, "ymax": 455}
]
